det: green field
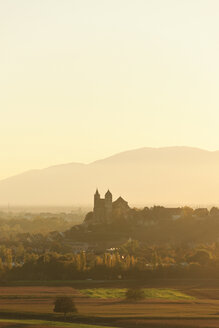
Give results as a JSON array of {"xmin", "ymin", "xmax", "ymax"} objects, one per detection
[{"xmin": 80, "ymin": 288, "xmax": 195, "ymax": 300}]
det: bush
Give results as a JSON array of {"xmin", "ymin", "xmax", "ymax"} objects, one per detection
[{"xmin": 125, "ymin": 288, "xmax": 145, "ymax": 301}]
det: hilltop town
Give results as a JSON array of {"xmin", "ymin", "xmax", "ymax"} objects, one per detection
[{"xmin": 82, "ymin": 189, "xmax": 214, "ymax": 228}]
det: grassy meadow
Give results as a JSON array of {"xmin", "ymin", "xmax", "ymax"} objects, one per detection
[{"xmin": 80, "ymin": 288, "xmax": 194, "ymax": 300}]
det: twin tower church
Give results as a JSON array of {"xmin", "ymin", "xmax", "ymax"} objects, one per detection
[{"xmin": 84, "ymin": 189, "xmax": 130, "ymax": 224}]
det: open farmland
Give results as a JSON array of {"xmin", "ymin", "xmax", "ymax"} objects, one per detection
[
  {"xmin": 0, "ymin": 319, "xmax": 115, "ymax": 328},
  {"xmin": 1, "ymin": 281, "xmax": 219, "ymax": 327}
]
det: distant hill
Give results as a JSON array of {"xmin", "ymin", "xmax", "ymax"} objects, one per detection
[{"xmin": 1, "ymin": 146, "xmax": 219, "ymax": 206}]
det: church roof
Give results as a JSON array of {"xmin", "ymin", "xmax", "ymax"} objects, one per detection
[{"xmin": 113, "ymin": 196, "xmax": 128, "ymax": 205}]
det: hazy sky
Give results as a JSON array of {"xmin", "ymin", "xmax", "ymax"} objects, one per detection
[{"xmin": 1, "ymin": 0, "xmax": 219, "ymax": 180}]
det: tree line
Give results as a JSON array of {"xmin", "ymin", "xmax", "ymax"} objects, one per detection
[{"xmin": 1, "ymin": 239, "xmax": 219, "ymax": 281}]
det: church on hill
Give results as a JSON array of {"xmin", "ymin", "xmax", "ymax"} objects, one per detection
[{"xmin": 84, "ymin": 189, "xmax": 130, "ymax": 224}]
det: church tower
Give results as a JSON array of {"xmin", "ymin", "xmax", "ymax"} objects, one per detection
[
  {"xmin": 94, "ymin": 189, "xmax": 100, "ymax": 211},
  {"xmin": 93, "ymin": 189, "xmax": 113, "ymax": 223},
  {"xmin": 105, "ymin": 190, "xmax": 112, "ymax": 222}
]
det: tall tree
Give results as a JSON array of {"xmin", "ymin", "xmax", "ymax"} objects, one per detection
[{"xmin": 54, "ymin": 297, "xmax": 77, "ymax": 320}]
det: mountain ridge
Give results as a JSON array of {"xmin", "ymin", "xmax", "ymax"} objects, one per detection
[{"xmin": 1, "ymin": 146, "xmax": 219, "ymax": 206}]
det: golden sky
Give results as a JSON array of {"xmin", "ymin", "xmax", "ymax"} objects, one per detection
[{"xmin": 1, "ymin": 0, "xmax": 219, "ymax": 179}]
